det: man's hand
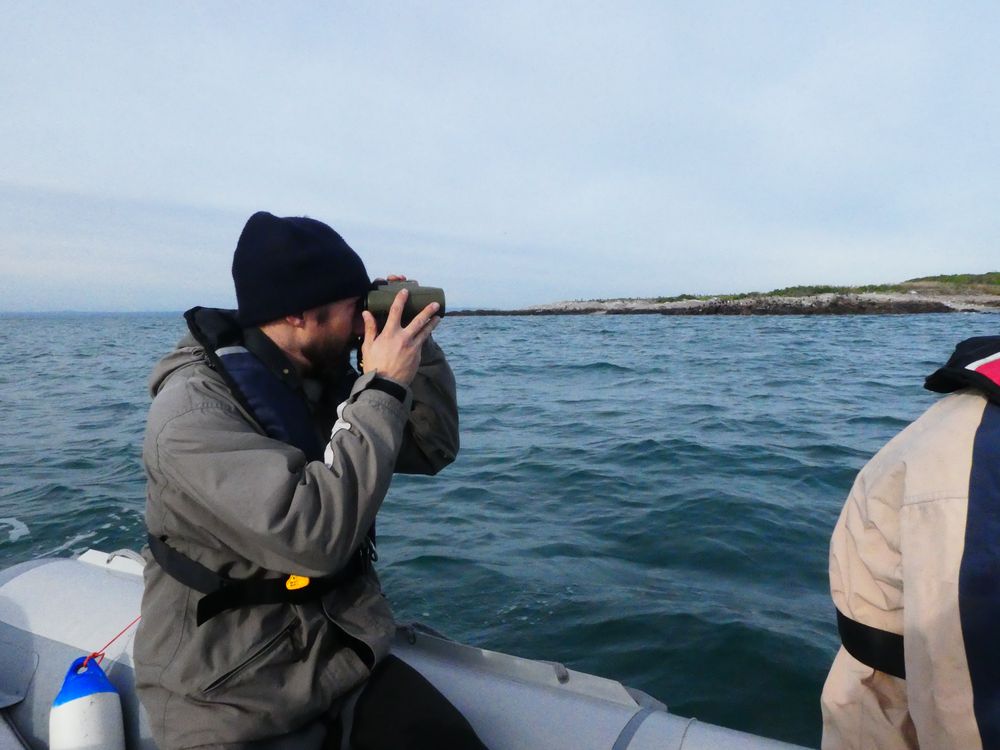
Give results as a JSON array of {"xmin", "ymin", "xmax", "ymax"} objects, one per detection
[{"xmin": 360, "ymin": 287, "xmax": 440, "ymax": 386}]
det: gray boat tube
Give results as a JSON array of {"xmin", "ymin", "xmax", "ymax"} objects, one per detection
[{"xmin": 0, "ymin": 552, "xmax": 809, "ymax": 750}]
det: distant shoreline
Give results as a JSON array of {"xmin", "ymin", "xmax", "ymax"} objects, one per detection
[{"xmin": 451, "ymin": 292, "xmax": 1000, "ymax": 317}]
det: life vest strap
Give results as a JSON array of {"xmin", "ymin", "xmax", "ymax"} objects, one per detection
[
  {"xmin": 147, "ymin": 534, "xmax": 370, "ymax": 626},
  {"xmin": 836, "ymin": 608, "xmax": 905, "ymax": 679}
]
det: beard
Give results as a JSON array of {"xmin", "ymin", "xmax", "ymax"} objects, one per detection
[{"xmin": 301, "ymin": 334, "xmax": 358, "ymax": 382}]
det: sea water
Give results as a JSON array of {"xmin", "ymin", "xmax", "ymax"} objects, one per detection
[{"xmin": 2, "ymin": 311, "xmax": 999, "ymax": 746}]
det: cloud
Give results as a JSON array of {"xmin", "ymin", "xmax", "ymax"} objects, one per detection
[{"xmin": 1, "ymin": 2, "xmax": 998, "ymax": 310}]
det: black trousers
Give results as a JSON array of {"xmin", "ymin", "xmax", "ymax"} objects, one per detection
[{"xmin": 328, "ymin": 656, "xmax": 490, "ymax": 750}]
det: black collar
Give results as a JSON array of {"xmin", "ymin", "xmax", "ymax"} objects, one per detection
[{"xmin": 242, "ymin": 326, "xmax": 306, "ymax": 394}]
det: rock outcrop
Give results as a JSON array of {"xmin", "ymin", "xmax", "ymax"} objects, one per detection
[{"xmin": 453, "ymin": 293, "xmax": 1000, "ymax": 317}]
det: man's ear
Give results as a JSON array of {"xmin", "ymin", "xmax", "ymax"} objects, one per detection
[{"xmin": 284, "ymin": 313, "xmax": 307, "ymax": 329}]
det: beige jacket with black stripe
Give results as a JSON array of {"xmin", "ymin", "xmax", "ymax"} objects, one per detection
[{"xmin": 822, "ymin": 385, "xmax": 996, "ymax": 749}]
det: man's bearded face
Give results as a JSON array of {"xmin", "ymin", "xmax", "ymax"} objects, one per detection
[{"xmin": 300, "ymin": 297, "xmax": 363, "ymax": 380}]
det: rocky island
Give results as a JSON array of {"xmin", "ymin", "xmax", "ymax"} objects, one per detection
[{"xmin": 453, "ymin": 273, "xmax": 1000, "ymax": 317}]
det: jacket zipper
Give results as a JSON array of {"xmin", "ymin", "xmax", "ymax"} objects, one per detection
[{"xmin": 202, "ymin": 621, "xmax": 296, "ymax": 694}]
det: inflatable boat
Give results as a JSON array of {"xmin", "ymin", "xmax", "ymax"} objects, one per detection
[{"xmin": 0, "ymin": 550, "xmax": 808, "ymax": 749}]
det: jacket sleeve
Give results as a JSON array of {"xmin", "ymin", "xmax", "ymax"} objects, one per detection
[
  {"xmin": 393, "ymin": 336, "xmax": 459, "ymax": 475},
  {"xmin": 820, "ymin": 462, "xmax": 916, "ymax": 750},
  {"xmin": 147, "ymin": 373, "xmax": 409, "ymax": 578}
]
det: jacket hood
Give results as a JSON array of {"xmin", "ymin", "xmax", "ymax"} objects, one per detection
[
  {"xmin": 925, "ymin": 335, "xmax": 1000, "ymax": 403},
  {"xmin": 149, "ymin": 308, "xmax": 242, "ymax": 398},
  {"xmin": 149, "ymin": 338, "xmax": 202, "ymax": 398}
]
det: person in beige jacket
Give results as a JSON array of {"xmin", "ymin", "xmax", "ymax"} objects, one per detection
[
  {"xmin": 822, "ymin": 336, "xmax": 1000, "ymax": 750},
  {"xmin": 135, "ymin": 212, "xmax": 486, "ymax": 749}
]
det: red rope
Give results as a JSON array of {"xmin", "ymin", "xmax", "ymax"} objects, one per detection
[{"xmin": 81, "ymin": 615, "xmax": 142, "ymax": 670}]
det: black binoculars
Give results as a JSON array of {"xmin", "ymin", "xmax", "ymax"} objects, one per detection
[{"xmin": 365, "ymin": 281, "xmax": 446, "ymax": 326}]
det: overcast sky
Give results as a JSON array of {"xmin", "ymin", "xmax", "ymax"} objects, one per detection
[{"xmin": 1, "ymin": 2, "xmax": 997, "ymax": 311}]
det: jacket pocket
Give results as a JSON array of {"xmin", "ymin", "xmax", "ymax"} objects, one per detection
[{"xmin": 201, "ymin": 621, "xmax": 297, "ymax": 694}]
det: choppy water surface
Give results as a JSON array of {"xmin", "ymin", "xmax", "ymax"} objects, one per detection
[{"xmin": 3, "ymin": 311, "xmax": 999, "ymax": 746}]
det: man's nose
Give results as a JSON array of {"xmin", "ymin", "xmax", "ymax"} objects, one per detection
[{"xmin": 352, "ymin": 313, "xmax": 365, "ymax": 337}]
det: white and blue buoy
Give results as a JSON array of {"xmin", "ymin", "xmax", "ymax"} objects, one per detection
[{"xmin": 49, "ymin": 656, "xmax": 126, "ymax": 750}]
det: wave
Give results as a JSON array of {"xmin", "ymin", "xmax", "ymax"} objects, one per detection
[{"xmin": 8, "ymin": 311, "xmax": 1000, "ymax": 748}]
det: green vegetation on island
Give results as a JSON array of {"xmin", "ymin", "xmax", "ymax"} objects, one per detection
[
  {"xmin": 453, "ymin": 272, "xmax": 1000, "ymax": 317},
  {"xmin": 639, "ymin": 272, "xmax": 1000, "ymax": 304}
]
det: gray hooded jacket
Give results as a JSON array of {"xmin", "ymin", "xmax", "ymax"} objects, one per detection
[{"xmin": 134, "ymin": 318, "xmax": 458, "ymax": 749}]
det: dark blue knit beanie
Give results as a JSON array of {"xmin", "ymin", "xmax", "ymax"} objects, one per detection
[{"xmin": 232, "ymin": 211, "xmax": 371, "ymax": 327}]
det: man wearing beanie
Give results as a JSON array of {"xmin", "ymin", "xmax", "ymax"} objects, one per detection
[{"xmin": 134, "ymin": 212, "xmax": 485, "ymax": 749}]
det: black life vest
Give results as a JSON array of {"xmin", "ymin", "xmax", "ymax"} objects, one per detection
[
  {"xmin": 925, "ymin": 335, "xmax": 1000, "ymax": 403},
  {"xmin": 148, "ymin": 307, "xmax": 374, "ymax": 626}
]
